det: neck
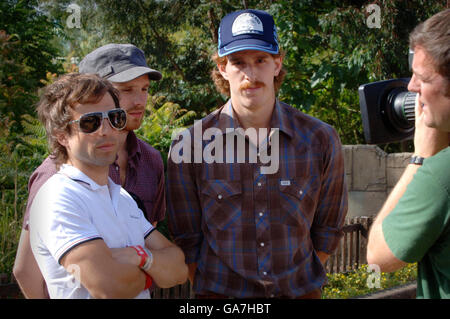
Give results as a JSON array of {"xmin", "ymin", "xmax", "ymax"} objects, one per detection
[
  {"xmin": 66, "ymin": 159, "xmax": 110, "ymax": 186},
  {"xmin": 231, "ymin": 96, "xmax": 276, "ymax": 130}
]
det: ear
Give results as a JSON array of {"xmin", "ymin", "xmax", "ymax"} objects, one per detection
[
  {"xmin": 217, "ymin": 63, "xmax": 229, "ymax": 81},
  {"xmin": 273, "ymin": 55, "xmax": 283, "ymax": 77},
  {"xmin": 56, "ymin": 130, "xmax": 69, "ymax": 148}
]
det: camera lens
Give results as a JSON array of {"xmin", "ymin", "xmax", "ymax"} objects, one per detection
[{"xmin": 383, "ymin": 88, "xmax": 417, "ymax": 133}]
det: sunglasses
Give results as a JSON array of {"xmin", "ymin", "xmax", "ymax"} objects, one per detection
[{"xmin": 68, "ymin": 109, "xmax": 127, "ymax": 134}]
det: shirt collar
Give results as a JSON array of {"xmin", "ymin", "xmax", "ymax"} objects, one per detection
[
  {"xmin": 126, "ymin": 131, "xmax": 141, "ymax": 160},
  {"xmin": 59, "ymin": 164, "xmax": 121, "ymax": 196},
  {"xmin": 216, "ymin": 99, "xmax": 294, "ymax": 139}
]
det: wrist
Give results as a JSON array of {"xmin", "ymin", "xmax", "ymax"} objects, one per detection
[
  {"xmin": 131, "ymin": 245, "xmax": 154, "ymax": 272},
  {"xmin": 410, "ymin": 155, "xmax": 425, "ymax": 165}
]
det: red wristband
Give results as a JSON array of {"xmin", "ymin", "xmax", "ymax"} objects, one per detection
[
  {"xmin": 131, "ymin": 245, "xmax": 147, "ymax": 268},
  {"xmin": 144, "ymin": 272, "xmax": 153, "ymax": 290}
]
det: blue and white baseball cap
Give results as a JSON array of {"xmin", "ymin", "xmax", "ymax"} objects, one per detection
[{"xmin": 218, "ymin": 9, "xmax": 279, "ymax": 57}]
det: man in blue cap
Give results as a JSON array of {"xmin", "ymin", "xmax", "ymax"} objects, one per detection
[
  {"xmin": 14, "ymin": 44, "xmax": 167, "ymax": 298},
  {"xmin": 167, "ymin": 9, "xmax": 348, "ymax": 299}
]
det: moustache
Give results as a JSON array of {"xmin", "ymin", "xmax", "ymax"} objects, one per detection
[
  {"xmin": 239, "ymin": 81, "xmax": 265, "ymax": 90},
  {"xmin": 126, "ymin": 106, "xmax": 145, "ymax": 113}
]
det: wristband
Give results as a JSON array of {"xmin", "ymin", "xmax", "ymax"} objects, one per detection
[
  {"xmin": 144, "ymin": 272, "xmax": 153, "ymax": 290},
  {"xmin": 131, "ymin": 245, "xmax": 147, "ymax": 268},
  {"xmin": 410, "ymin": 155, "xmax": 425, "ymax": 165},
  {"xmin": 131, "ymin": 245, "xmax": 154, "ymax": 272},
  {"xmin": 141, "ymin": 247, "xmax": 154, "ymax": 272}
]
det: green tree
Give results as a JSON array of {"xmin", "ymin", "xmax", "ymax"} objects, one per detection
[
  {"xmin": 0, "ymin": 0, "xmax": 63, "ymax": 131},
  {"xmin": 271, "ymin": 0, "xmax": 446, "ymax": 147}
]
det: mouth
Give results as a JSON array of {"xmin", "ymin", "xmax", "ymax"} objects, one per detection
[
  {"xmin": 127, "ymin": 109, "xmax": 145, "ymax": 118},
  {"xmin": 97, "ymin": 142, "xmax": 116, "ymax": 151},
  {"xmin": 241, "ymin": 85, "xmax": 264, "ymax": 95}
]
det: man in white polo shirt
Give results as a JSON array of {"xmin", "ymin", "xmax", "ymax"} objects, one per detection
[{"xmin": 29, "ymin": 73, "xmax": 188, "ymax": 298}]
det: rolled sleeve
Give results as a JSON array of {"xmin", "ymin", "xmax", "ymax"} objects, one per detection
[{"xmin": 311, "ymin": 127, "xmax": 348, "ymax": 254}]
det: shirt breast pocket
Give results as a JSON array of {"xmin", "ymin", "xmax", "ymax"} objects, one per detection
[
  {"xmin": 200, "ymin": 180, "xmax": 242, "ymax": 230},
  {"xmin": 277, "ymin": 177, "xmax": 319, "ymax": 227}
]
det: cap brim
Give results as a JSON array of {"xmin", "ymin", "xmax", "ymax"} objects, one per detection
[
  {"xmin": 107, "ymin": 66, "xmax": 162, "ymax": 82},
  {"xmin": 218, "ymin": 38, "xmax": 278, "ymax": 57}
]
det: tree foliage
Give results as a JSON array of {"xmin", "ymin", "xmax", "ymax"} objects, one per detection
[
  {"xmin": 38, "ymin": 0, "xmax": 447, "ymax": 146},
  {"xmin": 0, "ymin": 0, "xmax": 63, "ymax": 130}
]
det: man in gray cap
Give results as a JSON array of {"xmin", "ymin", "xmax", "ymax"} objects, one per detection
[{"xmin": 13, "ymin": 44, "xmax": 167, "ymax": 298}]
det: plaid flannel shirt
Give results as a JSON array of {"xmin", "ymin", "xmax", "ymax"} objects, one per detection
[{"xmin": 167, "ymin": 100, "xmax": 348, "ymax": 298}]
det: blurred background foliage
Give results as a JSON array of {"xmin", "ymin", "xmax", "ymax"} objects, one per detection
[{"xmin": 0, "ymin": 0, "xmax": 447, "ymax": 276}]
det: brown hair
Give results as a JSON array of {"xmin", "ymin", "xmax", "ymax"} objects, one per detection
[
  {"xmin": 409, "ymin": 9, "xmax": 450, "ymax": 86},
  {"xmin": 37, "ymin": 73, "xmax": 120, "ymax": 165},
  {"xmin": 211, "ymin": 49, "xmax": 287, "ymax": 97}
]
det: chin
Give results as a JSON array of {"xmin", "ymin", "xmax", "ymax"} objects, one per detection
[{"xmin": 125, "ymin": 121, "xmax": 141, "ymax": 131}]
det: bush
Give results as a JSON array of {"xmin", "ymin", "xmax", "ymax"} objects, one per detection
[{"xmin": 323, "ymin": 263, "xmax": 417, "ymax": 299}]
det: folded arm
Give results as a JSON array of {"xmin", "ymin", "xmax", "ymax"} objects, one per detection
[{"xmin": 60, "ymin": 239, "xmax": 147, "ymax": 299}]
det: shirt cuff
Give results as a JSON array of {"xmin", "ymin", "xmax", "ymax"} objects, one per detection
[{"xmin": 311, "ymin": 225, "xmax": 343, "ymax": 254}]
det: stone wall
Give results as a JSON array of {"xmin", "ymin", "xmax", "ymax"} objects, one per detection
[{"xmin": 343, "ymin": 145, "xmax": 412, "ymax": 218}]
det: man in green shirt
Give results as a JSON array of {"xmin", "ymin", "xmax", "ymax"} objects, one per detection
[{"xmin": 367, "ymin": 9, "xmax": 450, "ymax": 299}]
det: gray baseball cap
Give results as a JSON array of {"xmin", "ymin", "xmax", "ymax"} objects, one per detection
[{"xmin": 79, "ymin": 43, "xmax": 162, "ymax": 82}]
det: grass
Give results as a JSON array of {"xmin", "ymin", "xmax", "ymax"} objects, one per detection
[{"xmin": 0, "ymin": 192, "xmax": 24, "ymax": 280}]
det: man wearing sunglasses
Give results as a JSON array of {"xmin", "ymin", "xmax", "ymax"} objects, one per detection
[
  {"xmin": 27, "ymin": 73, "xmax": 187, "ymax": 298},
  {"xmin": 14, "ymin": 44, "xmax": 167, "ymax": 298}
]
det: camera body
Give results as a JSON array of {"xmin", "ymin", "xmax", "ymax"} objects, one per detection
[
  {"xmin": 358, "ymin": 78, "xmax": 416, "ymax": 144},
  {"xmin": 358, "ymin": 50, "xmax": 417, "ymax": 144}
]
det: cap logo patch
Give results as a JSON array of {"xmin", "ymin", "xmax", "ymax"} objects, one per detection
[{"xmin": 232, "ymin": 13, "xmax": 264, "ymax": 36}]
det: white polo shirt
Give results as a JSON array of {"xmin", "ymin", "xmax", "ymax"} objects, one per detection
[{"xmin": 29, "ymin": 164, "xmax": 154, "ymax": 299}]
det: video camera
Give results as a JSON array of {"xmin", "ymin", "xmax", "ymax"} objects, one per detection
[{"xmin": 358, "ymin": 50, "xmax": 417, "ymax": 144}]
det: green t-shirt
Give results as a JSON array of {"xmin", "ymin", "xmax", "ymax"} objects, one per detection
[{"xmin": 383, "ymin": 147, "xmax": 450, "ymax": 299}]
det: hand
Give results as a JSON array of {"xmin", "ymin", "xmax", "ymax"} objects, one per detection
[
  {"xmin": 413, "ymin": 94, "xmax": 449, "ymax": 158},
  {"xmin": 110, "ymin": 247, "xmax": 141, "ymax": 267}
]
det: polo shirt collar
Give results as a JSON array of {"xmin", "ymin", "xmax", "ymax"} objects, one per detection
[{"xmin": 59, "ymin": 164, "xmax": 121, "ymax": 196}]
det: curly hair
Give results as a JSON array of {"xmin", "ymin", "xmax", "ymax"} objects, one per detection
[
  {"xmin": 211, "ymin": 49, "xmax": 287, "ymax": 97},
  {"xmin": 36, "ymin": 73, "xmax": 120, "ymax": 165}
]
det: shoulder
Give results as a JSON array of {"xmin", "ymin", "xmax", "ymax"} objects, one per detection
[
  {"xmin": 184, "ymin": 107, "xmax": 222, "ymax": 134},
  {"xmin": 34, "ymin": 173, "xmax": 86, "ymax": 205},
  {"xmin": 279, "ymin": 101, "xmax": 341, "ymax": 146},
  {"xmin": 28, "ymin": 156, "xmax": 58, "ymax": 191},
  {"xmin": 30, "ymin": 173, "xmax": 85, "ymax": 227},
  {"xmin": 421, "ymin": 147, "xmax": 450, "ymax": 194},
  {"xmin": 135, "ymin": 137, "xmax": 164, "ymax": 169}
]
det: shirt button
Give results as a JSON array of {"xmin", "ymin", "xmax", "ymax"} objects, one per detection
[
  {"xmin": 259, "ymin": 212, "xmax": 264, "ymax": 217},
  {"xmin": 217, "ymin": 194, "xmax": 223, "ymax": 200},
  {"xmin": 299, "ymin": 190, "xmax": 303, "ymax": 196},
  {"xmin": 263, "ymin": 271, "xmax": 267, "ymax": 276},
  {"xmin": 260, "ymin": 242, "xmax": 265, "ymax": 247},
  {"xmin": 257, "ymin": 182, "xmax": 262, "ymax": 187}
]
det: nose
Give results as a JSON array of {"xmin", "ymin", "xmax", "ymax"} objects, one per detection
[
  {"xmin": 243, "ymin": 64, "xmax": 257, "ymax": 82},
  {"xmin": 98, "ymin": 117, "xmax": 114, "ymax": 135},
  {"xmin": 408, "ymin": 74, "xmax": 420, "ymax": 93},
  {"xmin": 134, "ymin": 91, "xmax": 148, "ymax": 107}
]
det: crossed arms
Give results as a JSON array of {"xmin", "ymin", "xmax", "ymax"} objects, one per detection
[{"xmin": 60, "ymin": 230, "xmax": 188, "ymax": 298}]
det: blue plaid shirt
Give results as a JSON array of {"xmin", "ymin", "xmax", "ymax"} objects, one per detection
[{"xmin": 167, "ymin": 100, "xmax": 348, "ymax": 298}]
